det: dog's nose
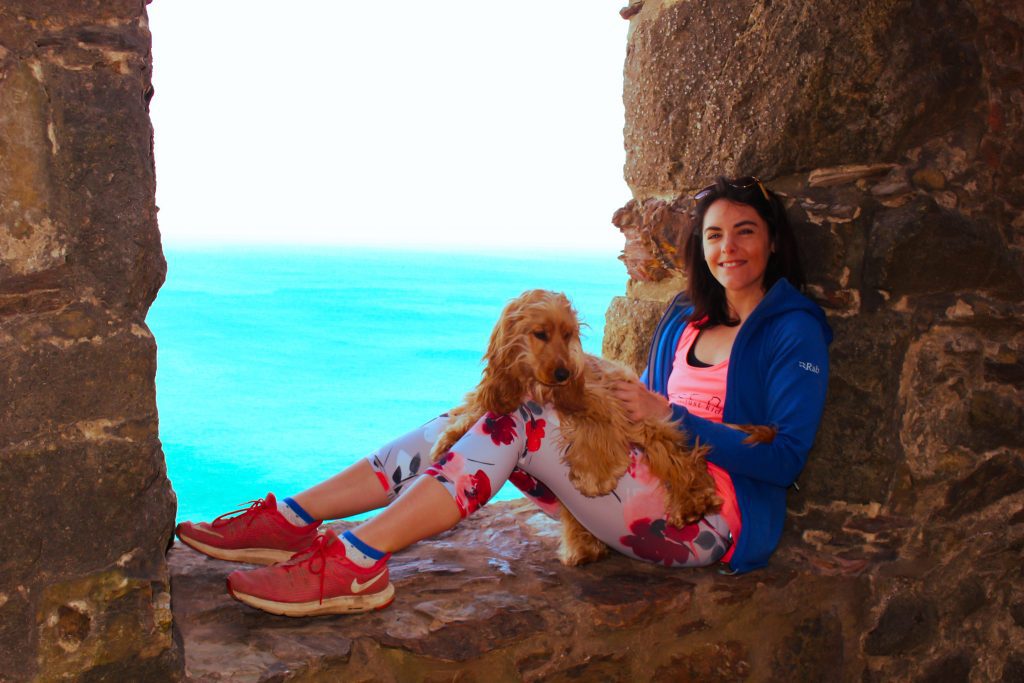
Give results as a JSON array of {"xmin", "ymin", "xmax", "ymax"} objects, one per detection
[{"xmin": 554, "ymin": 367, "xmax": 571, "ymax": 383}]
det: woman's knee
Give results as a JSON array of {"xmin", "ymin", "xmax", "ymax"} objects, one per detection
[{"xmin": 366, "ymin": 414, "xmax": 452, "ymax": 499}]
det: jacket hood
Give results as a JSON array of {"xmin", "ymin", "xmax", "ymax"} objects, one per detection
[{"xmin": 747, "ymin": 279, "xmax": 834, "ymax": 346}]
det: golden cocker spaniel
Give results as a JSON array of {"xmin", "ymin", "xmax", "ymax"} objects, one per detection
[{"xmin": 431, "ymin": 289, "xmax": 728, "ymax": 566}]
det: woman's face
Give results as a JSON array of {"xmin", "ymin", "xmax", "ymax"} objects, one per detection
[{"xmin": 701, "ymin": 199, "xmax": 772, "ymax": 301}]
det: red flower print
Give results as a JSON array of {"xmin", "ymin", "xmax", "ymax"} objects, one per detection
[
  {"xmin": 431, "ymin": 450, "xmax": 464, "ymax": 472},
  {"xmin": 626, "ymin": 447, "xmax": 655, "ymax": 485},
  {"xmin": 424, "ymin": 465, "xmax": 445, "ymax": 480},
  {"xmin": 455, "ymin": 469, "xmax": 492, "ymax": 517},
  {"xmin": 374, "ymin": 471, "xmax": 390, "ymax": 492},
  {"xmin": 482, "ymin": 412, "xmax": 517, "ymax": 445},
  {"xmin": 509, "ymin": 468, "xmax": 558, "ymax": 505},
  {"xmin": 425, "ymin": 450, "xmax": 465, "ymax": 484},
  {"xmin": 620, "ymin": 518, "xmax": 700, "ymax": 567},
  {"xmin": 664, "ymin": 521, "xmax": 701, "ymax": 545},
  {"xmin": 627, "ymin": 451, "xmax": 639, "ymax": 478},
  {"xmin": 525, "ymin": 418, "xmax": 546, "ymax": 452}
]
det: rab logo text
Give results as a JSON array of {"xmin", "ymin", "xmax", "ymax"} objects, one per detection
[{"xmin": 798, "ymin": 361, "xmax": 821, "ymax": 374}]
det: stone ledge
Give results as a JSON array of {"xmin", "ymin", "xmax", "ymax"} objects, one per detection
[{"xmin": 170, "ymin": 499, "xmax": 879, "ymax": 682}]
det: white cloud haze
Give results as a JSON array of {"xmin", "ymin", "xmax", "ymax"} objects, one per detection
[{"xmin": 148, "ymin": 1, "xmax": 631, "ymax": 253}]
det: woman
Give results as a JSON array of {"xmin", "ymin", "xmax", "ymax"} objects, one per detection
[{"xmin": 175, "ymin": 176, "xmax": 832, "ymax": 616}]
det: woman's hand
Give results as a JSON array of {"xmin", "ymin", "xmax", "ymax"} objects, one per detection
[{"xmin": 611, "ymin": 378, "xmax": 673, "ymax": 422}]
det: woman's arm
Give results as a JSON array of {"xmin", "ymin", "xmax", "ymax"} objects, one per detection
[{"xmin": 673, "ymin": 313, "xmax": 830, "ymax": 487}]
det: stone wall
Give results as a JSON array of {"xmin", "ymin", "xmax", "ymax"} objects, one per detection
[
  {"xmin": 0, "ymin": 1, "xmax": 180, "ymax": 680},
  {"xmin": 171, "ymin": 502, "xmax": 877, "ymax": 682},
  {"xmin": 606, "ymin": 0, "xmax": 1024, "ymax": 679}
]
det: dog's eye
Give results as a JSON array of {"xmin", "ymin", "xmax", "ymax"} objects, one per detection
[{"xmin": 532, "ymin": 330, "xmax": 549, "ymax": 342}]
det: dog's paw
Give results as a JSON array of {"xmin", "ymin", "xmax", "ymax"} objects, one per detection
[
  {"xmin": 665, "ymin": 488, "xmax": 723, "ymax": 528},
  {"xmin": 567, "ymin": 467, "xmax": 620, "ymax": 497},
  {"xmin": 665, "ymin": 508, "xmax": 702, "ymax": 528},
  {"xmin": 559, "ymin": 508, "xmax": 609, "ymax": 566},
  {"xmin": 559, "ymin": 541, "xmax": 608, "ymax": 566},
  {"xmin": 558, "ymin": 533, "xmax": 609, "ymax": 566}
]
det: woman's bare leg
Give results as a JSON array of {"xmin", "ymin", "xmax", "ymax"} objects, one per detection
[
  {"xmin": 347, "ymin": 410, "xmax": 525, "ymax": 554},
  {"xmin": 224, "ymin": 403, "xmax": 731, "ymax": 618},
  {"xmin": 290, "ymin": 459, "xmax": 390, "ymax": 520},
  {"xmin": 352, "ymin": 476, "xmax": 461, "ymax": 553},
  {"xmin": 290, "ymin": 414, "xmax": 450, "ymax": 520}
]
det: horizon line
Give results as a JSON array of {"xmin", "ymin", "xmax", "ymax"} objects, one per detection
[{"xmin": 160, "ymin": 239, "xmax": 625, "ymax": 259}]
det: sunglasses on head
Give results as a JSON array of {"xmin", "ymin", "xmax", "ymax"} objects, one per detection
[{"xmin": 694, "ymin": 176, "xmax": 771, "ymax": 203}]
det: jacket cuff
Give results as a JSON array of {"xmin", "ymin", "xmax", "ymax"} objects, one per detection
[
  {"xmin": 669, "ymin": 403, "xmax": 690, "ymax": 426},
  {"xmin": 668, "ymin": 403, "xmax": 698, "ymax": 447}
]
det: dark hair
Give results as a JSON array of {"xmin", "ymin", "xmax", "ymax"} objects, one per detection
[{"xmin": 682, "ymin": 176, "xmax": 805, "ymax": 328}]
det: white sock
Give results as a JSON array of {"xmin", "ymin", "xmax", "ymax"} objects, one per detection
[
  {"xmin": 276, "ymin": 500, "xmax": 309, "ymax": 527},
  {"xmin": 340, "ymin": 530, "xmax": 385, "ymax": 568}
]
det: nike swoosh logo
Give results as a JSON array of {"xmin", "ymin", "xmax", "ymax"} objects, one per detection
[{"xmin": 350, "ymin": 570, "xmax": 386, "ymax": 594}]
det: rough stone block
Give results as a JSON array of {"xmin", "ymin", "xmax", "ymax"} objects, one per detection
[
  {"xmin": 622, "ymin": 0, "xmax": 983, "ymax": 196},
  {"xmin": 864, "ymin": 197, "xmax": 1023, "ymax": 301},
  {"xmin": 864, "ymin": 594, "xmax": 939, "ymax": 656},
  {"xmin": 0, "ymin": 2, "xmax": 177, "ymax": 679},
  {"xmin": 35, "ymin": 570, "xmax": 178, "ymax": 681},
  {"xmin": 171, "ymin": 500, "xmax": 873, "ymax": 682},
  {"xmin": 938, "ymin": 452, "xmax": 1024, "ymax": 520},
  {"xmin": 602, "ymin": 295, "xmax": 665, "ymax": 373}
]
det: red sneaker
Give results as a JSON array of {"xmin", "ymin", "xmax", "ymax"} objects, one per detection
[
  {"xmin": 226, "ymin": 529, "xmax": 394, "ymax": 616},
  {"xmin": 175, "ymin": 493, "xmax": 321, "ymax": 565}
]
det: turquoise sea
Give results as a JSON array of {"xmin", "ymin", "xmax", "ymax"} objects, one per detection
[{"xmin": 148, "ymin": 247, "xmax": 627, "ymax": 525}]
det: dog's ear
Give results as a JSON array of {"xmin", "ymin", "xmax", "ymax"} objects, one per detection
[
  {"xmin": 553, "ymin": 370, "xmax": 586, "ymax": 414},
  {"xmin": 477, "ymin": 297, "xmax": 528, "ymax": 415},
  {"xmin": 558, "ymin": 316, "xmax": 587, "ymax": 413}
]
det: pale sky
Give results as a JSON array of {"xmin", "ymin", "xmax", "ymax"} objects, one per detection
[{"xmin": 147, "ymin": 1, "xmax": 631, "ymax": 253}]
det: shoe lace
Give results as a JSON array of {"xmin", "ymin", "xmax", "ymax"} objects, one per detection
[
  {"xmin": 281, "ymin": 534, "xmax": 331, "ymax": 604},
  {"xmin": 211, "ymin": 498, "xmax": 270, "ymax": 528}
]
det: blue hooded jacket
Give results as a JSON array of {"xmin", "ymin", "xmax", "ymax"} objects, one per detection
[{"xmin": 640, "ymin": 279, "xmax": 832, "ymax": 574}]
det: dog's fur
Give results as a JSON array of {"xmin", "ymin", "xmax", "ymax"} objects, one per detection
[{"xmin": 431, "ymin": 289, "xmax": 748, "ymax": 566}]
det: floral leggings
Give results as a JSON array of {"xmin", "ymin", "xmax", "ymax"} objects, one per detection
[{"xmin": 366, "ymin": 401, "xmax": 732, "ymax": 568}]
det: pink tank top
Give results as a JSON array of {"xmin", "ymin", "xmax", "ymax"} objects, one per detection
[{"xmin": 666, "ymin": 323, "xmax": 742, "ymax": 562}]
